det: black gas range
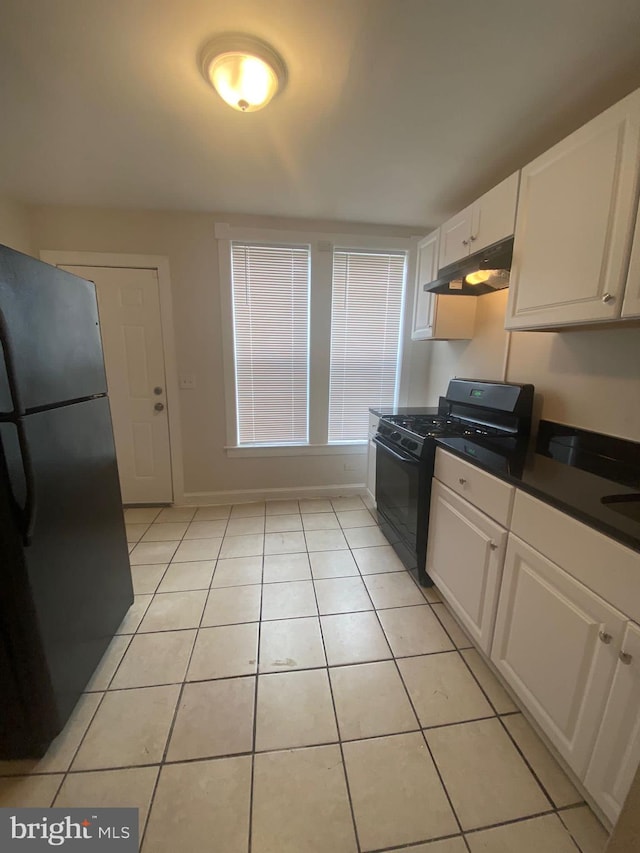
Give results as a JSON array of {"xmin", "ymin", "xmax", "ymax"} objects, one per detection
[{"xmin": 373, "ymin": 379, "xmax": 534, "ymax": 586}]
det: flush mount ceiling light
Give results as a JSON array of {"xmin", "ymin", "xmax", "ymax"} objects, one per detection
[{"xmin": 199, "ymin": 34, "xmax": 286, "ymax": 112}]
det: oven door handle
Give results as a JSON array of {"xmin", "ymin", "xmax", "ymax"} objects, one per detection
[{"xmin": 373, "ymin": 436, "xmax": 420, "ymax": 465}]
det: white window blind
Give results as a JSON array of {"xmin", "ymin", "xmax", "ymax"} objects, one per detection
[
  {"xmin": 328, "ymin": 250, "xmax": 405, "ymax": 442},
  {"xmin": 231, "ymin": 242, "xmax": 310, "ymax": 445}
]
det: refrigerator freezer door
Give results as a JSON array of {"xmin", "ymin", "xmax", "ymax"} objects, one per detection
[
  {"xmin": 0, "ymin": 245, "xmax": 107, "ymax": 415},
  {"xmin": 3, "ymin": 396, "xmax": 133, "ymax": 752}
]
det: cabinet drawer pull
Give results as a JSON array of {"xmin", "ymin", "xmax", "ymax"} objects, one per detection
[
  {"xmin": 458, "ymin": 477, "xmax": 467, "ymax": 485},
  {"xmin": 619, "ymin": 651, "xmax": 633, "ymax": 665},
  {"xmin": 598, "ymin": 630, "xmax": 613, "ymax": 644}
]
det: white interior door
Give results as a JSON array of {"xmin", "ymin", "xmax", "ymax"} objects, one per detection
[{"xmin": 60, "ymin": 265, "xmax": 173, "ymax": 504}]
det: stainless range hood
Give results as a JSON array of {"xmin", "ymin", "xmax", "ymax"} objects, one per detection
[{"xmin": 425, "ymin": 236, "xmax": 514, "ymax": 296}]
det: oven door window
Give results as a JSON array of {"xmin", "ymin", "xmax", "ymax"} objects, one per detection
[{"xmin": 375, "ymin": 442, "xmax": 420, "ymax": 548}]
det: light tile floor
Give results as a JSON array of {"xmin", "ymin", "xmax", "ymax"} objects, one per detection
[{"xmin": 0, "ymin": 497, "xmax": 612, "ymax": 853}]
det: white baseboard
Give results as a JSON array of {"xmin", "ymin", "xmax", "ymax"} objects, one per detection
[{"xmin": 180, "ymin": 482, "xmax": 367, "ymax": 506}]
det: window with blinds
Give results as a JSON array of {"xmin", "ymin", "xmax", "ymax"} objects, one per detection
[
  {"xmin": 231, "ymin": 242, "xmax": 310, "ymax": 445},
  {"xmin": 328, "ymin": 250, "xmax": 406, "ymax": 442}
]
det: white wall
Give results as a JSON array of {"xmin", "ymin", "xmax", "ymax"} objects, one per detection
[
  {"xmin": 419, "ymin": 289, "xmax": 640, "ymax": 441},
  {"xmin": 0, "ymin": 196, "xmax": 33, "ymax": 255},
  {"xmin": 29, "ymin": 204, "xmax": 423, "ymax": 499}
]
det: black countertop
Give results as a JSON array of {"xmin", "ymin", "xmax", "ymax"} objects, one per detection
[
  {"xmin": 370, "ymin": 407, "xmax": 640, "ymax": 553},
  {"xmin": 436, "ymin": 435, "xmax": 640, "ymax": 553}
]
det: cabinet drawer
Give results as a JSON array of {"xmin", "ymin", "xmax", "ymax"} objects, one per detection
[
  {"xmin": 434, "ymin": 448, "xmax": 514, "ymax": 526},
  {"xmin": 511, "ymin": 490, "xmax": 640, "ymax": 623}
]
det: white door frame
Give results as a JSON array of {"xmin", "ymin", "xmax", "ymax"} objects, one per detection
[{"xmin": 40, "ymin": 250, "xmax": 184, "ymax": 505}]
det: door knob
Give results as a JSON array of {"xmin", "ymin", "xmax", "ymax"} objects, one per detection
[
  {"xmin": 154, "ymin": 402, "xmax": 165, "ymax": 412},
  {"xmin": 154, "ymin": 386, "xmax": 163, "ymax": 395}
]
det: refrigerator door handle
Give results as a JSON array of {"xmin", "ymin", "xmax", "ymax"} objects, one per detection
[
  {"xmin": 15, "ymin": 420, "xmax": 37, "ymax": 545},
  {"xmin": 0, "ymin": 306, "xmax": 24, "ymax": 416}
]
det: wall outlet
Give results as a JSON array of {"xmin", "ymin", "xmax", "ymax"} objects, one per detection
[{"xmin": 179, "ymin": 373, "xmax": 196, "ymax": 390}]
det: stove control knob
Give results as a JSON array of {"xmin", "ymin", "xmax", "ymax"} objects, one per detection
[
  {"xmin": 405, "ymin": 440, "xmax": 418, "ymax": 451},
  {"xmin": 390, "ymin": 431, "xmax": 401, "ymax": 441}
]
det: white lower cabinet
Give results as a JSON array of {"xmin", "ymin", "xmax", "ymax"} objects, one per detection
[
  {"xmin": 426, "ymin": 479, "xmax": 507, "ymax": 654},
  {"xmin": 491, "ymin": 533, "xmax": 626, "ymax": 778},
  {"xmin": 585, "ymin": 622, "xmax": 640, "ymax": 823},
  {"xmin": 425, "ymin": 454, "xmax": 640, "ymax": 824}
]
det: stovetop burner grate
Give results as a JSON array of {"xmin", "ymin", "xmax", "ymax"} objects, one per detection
[{"xmin": 381, "ymin": 413, "xmax": 508, "ymax": 439}]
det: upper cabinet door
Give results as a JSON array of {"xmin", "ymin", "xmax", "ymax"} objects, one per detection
[
  {"xmin": 621, "ymin": 203, "xmax": 640, "ymax": 318},
  {"xmin": 439, "ymin": 206, "xmax": 473, "ymax": 269},
  {"xmin": 506, "ymin": 89, "xmax": 640, "ymax": 330},
  {"xmin": 411, "ymin": 231, "xmax": 439, "ymax": 339},
  {"xmin": 471, "ymin": 172, "xmax": 519, "ymax": 253}
]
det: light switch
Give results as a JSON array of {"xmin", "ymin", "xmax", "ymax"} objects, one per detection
[{"xmin": 179, "ymin": 373, "xmax": 196, "ymax": 390}]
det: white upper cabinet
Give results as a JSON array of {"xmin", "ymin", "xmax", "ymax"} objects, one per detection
[
  {"xmin": 439, "ymin": 207, "xmax": 473, "ymax": 269},
  {"xmin": 506, "ymin": 87, "xmax": 640, "ymax": 330},
  {"xmin": 411, "ymin": 230, "xmax": 476, "ymax": 340},
  {"xmin": 412, "ymin": 230, "xmax": 440, "ymax": 338},
  {"xmin": 438, "ymin": 172, "xmax": 519, "ymax": 269},
  {"xmin": 622, "ymin": 201, "xmax": 640, "ymax": 318},
  {"xmin": 470, "ymin": 171, "xmax": 520, "ymax": 255}
]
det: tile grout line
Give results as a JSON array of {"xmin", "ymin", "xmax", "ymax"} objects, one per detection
[
  {"xmin": 247, "ymin": 511, "xmax": 267, "ymax": 853},
  {"xmin": 311, "ymin": 541, "xmax": 364, "ymax": 853},
  {"xmin": 137, "ymin": 503, "xmax": 228, "ymax": 850},
  {"xmin": 404, "ymin": 569, "xmax": 589, "ymax": 848},
  {"xmin": 360, "ymin": 576, "xmax": 472, "ymax": 851},
  {"xmin": 461, "ymin": 805, "xmax": 585, "ymax": 839}
]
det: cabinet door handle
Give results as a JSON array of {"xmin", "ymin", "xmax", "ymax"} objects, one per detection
[
  {"xmin": 154, "ymin": 402, "xmax": 165, "ymax": 412},
  {"xmin": 458, "ymin": 477, "xmax": 467, "ymax": 485},
  {"xmin": 619, "ymin": 651, "xmax": 633, "ymax": 665},
  {"xmin": 462, "ymin": 239, "xmax": 469, "ymax": 246},
  {"xmin": 598, "ymin": 630, "xmax": 613, "ymax": 644},
  {"xmin": 489, "ymin": 541, "xmax": 498, "ymax": 551},
  {"xmin": 602, "ymin": 292, "xmax": 615, "ymax": 304},
  {"xmin": 469, "ymin": 234, "xmax": 477, "ymax": 242}
]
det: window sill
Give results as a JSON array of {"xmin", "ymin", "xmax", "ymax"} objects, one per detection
[{"xmin": 225, "ymin": 442, "xmax": 367, "ymax": 458}]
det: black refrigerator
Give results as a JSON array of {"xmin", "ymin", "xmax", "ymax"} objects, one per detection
[{"xmin": 0, "ymin": 244, "xmax": 134, "ymax": 759}]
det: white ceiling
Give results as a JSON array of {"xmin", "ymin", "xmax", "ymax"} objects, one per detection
[{"xmin": 1, "ymin": 0, "xmax": 640, "ymax": 228}]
